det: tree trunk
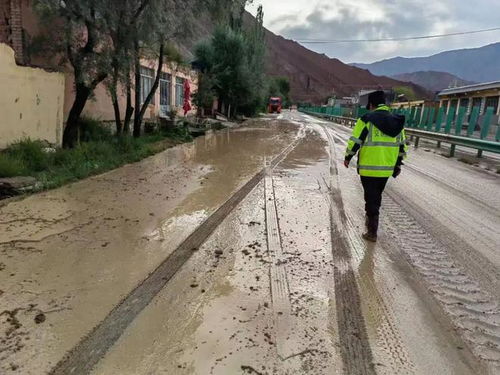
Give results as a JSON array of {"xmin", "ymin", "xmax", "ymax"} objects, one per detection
[
  {"xmin": 124, "ymin": 73, "xmax": 134, "ymax": 134},
  {"xmin": 135, "ymin": 41, "xmax": 165, "ymax": 137},
  {"xmin": 110, "ymin": 62, "xmax": 123, "ymax": 135},
  {"xmin": 133, "ymin": 38, "xmax": 142, "ymax": 138},
  {"xmin": 112, "ymin": 96, "xmax": 122, "ymax": 135},
  {"xmin": 63, "ymin": 84, "xmax": 92, "ymax": 148}
]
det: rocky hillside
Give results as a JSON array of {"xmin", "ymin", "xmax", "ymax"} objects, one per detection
[
  {"xmin": 177, "ymin": 12, "xmax": 430, "ymax": 104},
  {"xmin": 263, "ymin": 30, "xmax": 429, "ymax": 103}
]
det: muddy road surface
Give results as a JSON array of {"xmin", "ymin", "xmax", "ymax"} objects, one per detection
[{"xmin": 1, "ymin": 113, "xmax": 499, "ymax": 374}]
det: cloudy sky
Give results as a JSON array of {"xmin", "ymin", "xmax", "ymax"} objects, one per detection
[{"xmin": 246, "ymin": 0, "xmax": 500, "ymax": 63}]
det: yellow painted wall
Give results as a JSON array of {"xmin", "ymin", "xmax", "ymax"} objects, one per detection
[{"xmin": 0, "ymin": 43, "xmax": 65, "ymax": 149}]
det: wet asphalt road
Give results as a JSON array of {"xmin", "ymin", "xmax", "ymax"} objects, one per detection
[{"xmin": 1, "ymin": 112, "xmax": 499, "ymax": 374}]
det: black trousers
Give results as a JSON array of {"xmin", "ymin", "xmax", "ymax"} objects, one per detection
[{"xmin": 360, "ymin": 176, "xmax": 389, "ymax": 218}]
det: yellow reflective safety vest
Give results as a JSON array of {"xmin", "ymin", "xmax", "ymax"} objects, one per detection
[{"xmin": 345, "ymin": 105, "xmax": 408, "ymax": 178}]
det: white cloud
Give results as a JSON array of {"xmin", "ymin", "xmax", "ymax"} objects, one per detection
[{"xmin": 247, "ymin": 0, "xmax": 500, "ymax": 63}]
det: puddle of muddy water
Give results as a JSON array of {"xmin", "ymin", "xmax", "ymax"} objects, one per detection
[{"xmin": 0, "ymin": 120, "xmax": 299, "ymax": 375}]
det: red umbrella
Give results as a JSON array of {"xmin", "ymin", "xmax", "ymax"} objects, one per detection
[{"xmin": 183, "ymin": 79, "xmax": 192, "ymax": 116}]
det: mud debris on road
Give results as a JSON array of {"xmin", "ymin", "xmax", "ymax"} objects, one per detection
[{"xmin": 1, "ymin": 113, "xmax": 499, "ymax": 374}]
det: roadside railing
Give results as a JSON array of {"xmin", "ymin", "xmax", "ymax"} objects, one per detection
[{"xmin": 300, "ymin": 106, "xmax": 500, "ymax": 157}]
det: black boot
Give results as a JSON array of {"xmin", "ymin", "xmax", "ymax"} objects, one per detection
[{"xmin": 362, "ymin": 215, "xmax": 379, "ymax": 242}]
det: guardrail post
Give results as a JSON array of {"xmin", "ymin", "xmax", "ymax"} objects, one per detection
[
  {"xmin": 415, "ymin": 136, "xmax": 420, "ymax": 148},
  {"xmin": 496, "ymin": 124, "xmax": 500, "ymax": 142},
  {"xmin": 450, "ymin": 144, "xmax": 456, "ymax": 157}
]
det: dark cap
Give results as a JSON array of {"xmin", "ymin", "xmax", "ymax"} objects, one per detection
[{"xmin": 366, "ymin": 90, "xmax": 386, "ymax": 109}]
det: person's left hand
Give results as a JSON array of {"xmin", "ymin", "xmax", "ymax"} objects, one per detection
[{"xmin": 344, "ymin": 160, "xmax": 350, "ymax": 168}]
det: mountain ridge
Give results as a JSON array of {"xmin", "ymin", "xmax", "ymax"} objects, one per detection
[
  {"xmin": 391, "ymin": 71, "xmax": 476, "ymax": 92},
  {"xmin": 351, "ymin": 43, "xmax": 500, "ymax": 83},
  {"xmin": 263, "ymin": 31, "xmax": 430, "ymax": 102}
]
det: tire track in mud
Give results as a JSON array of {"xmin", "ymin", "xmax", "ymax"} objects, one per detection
[
  {"xmin": 318, "ymin": 176, "xmax": 415, "ymax": 375},
  {"xmin": 323, "ymin": 121, "xmax": 500, "ymax": 372},
  {"xmin": 264, "ymin": 173, "xmax": 295, "ymax": 360},
  {"xmin": 319, "ymin": 125, "xmax": 376, "ymax": 375},
  {"xmin": 383, "ymin": 196, "xmax": 500, "ymax": 373},
  {"xmin": 404, "ymin": 163, "xmax": 500, "ymax": 218},
  {"xmin": 324, "ymin": 121, "xmax": 500, "ymax": 295},
  {"xmin": 48, "ymin": 127, "xmax": 305, "ymax": 375},
  {"xmin": 320, "ymin": 123, "xmax": 418, "ymax": 374}
]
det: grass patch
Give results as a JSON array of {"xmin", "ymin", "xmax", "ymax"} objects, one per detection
[
  {"xmin": 0, "ymin": 153, "xmax": 27, "ymax": 177},
  {"xmin": 0, "ymin": 119, "xmax": 193, "ymax": 192}
]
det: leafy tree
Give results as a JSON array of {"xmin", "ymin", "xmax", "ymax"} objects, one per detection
[
  {"xmin": 33, "ymin": 0, "xmax": 158, "ymax": 147},
  {"xmin": 129, "ymin": 0, "xmax": 247, "ymax": 137},
  {"xmin": 394, "ymin": 86, "xmax": 417, "ymax": 101},
  {"xmin": 34, "ymin": 0, "xmax": 244, "ymax": 145},
  {"xmin": 194, "ymin": 4, "xmax": 266, "ymax": 118}
]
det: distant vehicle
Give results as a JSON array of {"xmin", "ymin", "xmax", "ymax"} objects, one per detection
[{"xmin": 268, "ymin": 97, "xmax": 282, "ymax": 114}]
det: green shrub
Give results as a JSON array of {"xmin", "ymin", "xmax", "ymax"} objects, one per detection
[
  {"xmin": 5, "ymin": 138, "xmax": 50, "ymax": 172},
  {"xmin": 164, "ymin": 126, "xmax": 192, "ymax": 142},
  {"xmin": 0, "ymin": 154, "xmax": 26, "ymax": 177},
  {"xmin": 0, "ymin": 119, "xmax": 191, "ymax": 193},
  {"xmin": 79, "ymin": 117, "xmax": 112, "ymax": 143}
]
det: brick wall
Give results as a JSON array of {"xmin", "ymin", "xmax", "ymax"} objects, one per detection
[
  {"xmin": 9, "ymin": 0, "xmax": 23, "ymax": 64},
  {"xmin": 0, "ymin": 0, "xmax": 10, "ymax": 44}
]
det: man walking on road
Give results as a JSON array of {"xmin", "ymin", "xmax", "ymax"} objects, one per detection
[{"xmin": 344, "ymin": 91, "xmax": 407, "ymax": 242}]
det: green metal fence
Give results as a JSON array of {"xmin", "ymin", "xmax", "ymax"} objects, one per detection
[{"xmin": 299, "ymin": 105, "xmax": 500, "ymax": 156}]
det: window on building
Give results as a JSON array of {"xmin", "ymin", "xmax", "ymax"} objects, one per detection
[
  {"xmin": 160, "ymin": 72, "xmax": 171, "ymax": 106},
  {"xmin": 159, "ymin": 72, "xmax": 171, "ymax": 117},
  {"xmin": 140, "ymin": 67, "xmax": 156, "ymax": 105},
  {"xmin": 449, "ymin": 99, "xmax": 458, "ymax": 111},
  {"xmin": 441, "ymin": 100, "xmax": 448, "ymax": 111},
  {"xmin": 485, "ymin": 96, "xmax": 499, "ymax": 114},
  {"xmin": 472, "ymin": 97, "xmax": 483, "ymax": 113},
  {"xmin": 448, "ymin": 99, "xmax": 458, "ymax": 118},
  {"xmin": 175, "ymin": 77, "xmax": 185, "ymax": 107},
  {"xmin": 460, "ymin": 98, "xmax": 470, "ymax": 115}
]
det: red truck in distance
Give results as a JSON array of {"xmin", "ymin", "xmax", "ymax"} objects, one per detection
[{"xmin": 268, "ymin": 97, "xmax": 282, "ymax": 114}]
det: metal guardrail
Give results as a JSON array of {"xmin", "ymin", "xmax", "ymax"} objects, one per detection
[
  {"xmin": 406, "ymin": 129, "xmax": 500, "ymax": 157},
  {"xmin": 300, "ymin": 108, "xmax": 500, "ymax": 157},
  {"xmin": 301, "ymin": 110, "xmax": 357, "ymax": 127}
]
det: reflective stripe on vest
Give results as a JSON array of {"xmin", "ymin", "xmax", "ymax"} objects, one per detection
[
  {"xmin": 357, "ymin": 165, "xmax": 395, "ymax": 171},
  {"xmin": 350, "ymin": 136, "xmax": 363, "ymax": 145}
]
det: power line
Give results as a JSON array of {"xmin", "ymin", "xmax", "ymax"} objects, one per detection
[{"xmin": 296, "ymin": 27, "xmax": 500, "ymax": 44}]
